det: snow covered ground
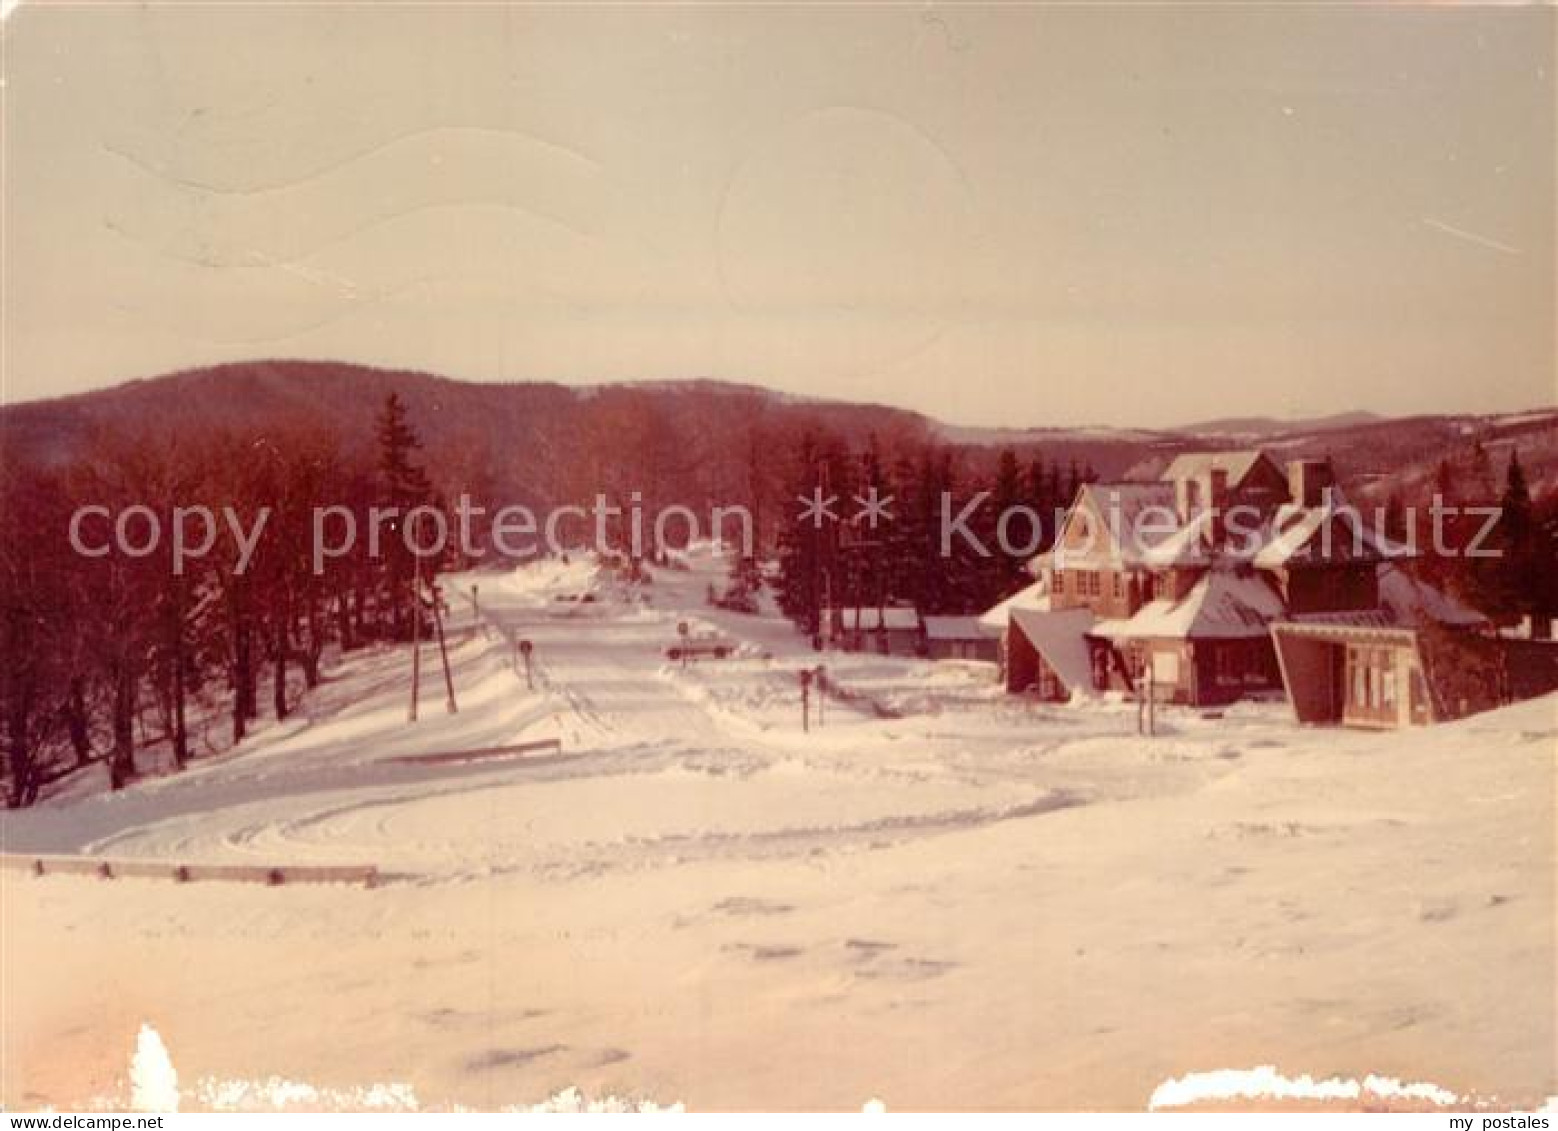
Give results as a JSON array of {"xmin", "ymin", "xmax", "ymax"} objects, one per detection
[{"xmin": 3, "ymin": 546, "xmax": 1553, "ymax": 1110}]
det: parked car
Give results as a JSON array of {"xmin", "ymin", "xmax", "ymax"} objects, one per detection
[{"xmin": 665, "ymin": 632, "xmax": 735, "ymax": 661}]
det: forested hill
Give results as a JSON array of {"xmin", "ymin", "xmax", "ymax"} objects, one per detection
[
  {"xmin": 0, "ymin": 361, "xmax": 1181, "ymax": 521},
  {"xmin": 1, "ymin": 361, "xmax": 931, "ymax": 515},
  {"xmin": 4, "ymin": 359, "xmax": 1556, "ymax": 513}
]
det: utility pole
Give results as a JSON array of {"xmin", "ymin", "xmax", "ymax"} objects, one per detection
[
  {"xmin": 408, "ymin": 514, "xmax": 423, "ymax": 723},
  {"xmin": 821, "ymin": 456, "xmax": 833, "ymax": 652},
  {"xmin": 1145, "ymin": 661, "xmax": 1156, "ymax": 736},
  {"xmin": 430, "ymin": 581, "xmax": 457, "ymax": 715},
  {"xmin": 799, "ymin": 667, "xmax": 812, "ymax": 732},
  {"xmin": 814, "ymin": 665, "xmax": 826, "ymax": 728}
]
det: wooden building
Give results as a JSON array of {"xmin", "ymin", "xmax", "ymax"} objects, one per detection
[
  {"xmin": 1272, "ymin": 619, "xmax": 1558, "ymax": 729},
  {"xmin": 822, "ymin": 606, "xmax": 921, "ymax": 656},
  {"xmin": 1090, "ymin": 568, "xmax": 1286, "ymax": 705},
  {"xmin": 1004, "ymin": 608, "xmax": 1113, "ymax": 698},
  {"xmin": 921, "ymin": 616, "xmax": 1000, "ymax": 662},
  {"xmin": 980, "ymin": 447, "xmax": 1477, "ymax": 708}
]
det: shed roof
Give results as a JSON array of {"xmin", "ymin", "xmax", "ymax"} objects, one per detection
[
  {"xmin": 1376, "ymin": 564, "xmax": 1488, "ymax": 628},
  {"xmin": 923, "ymin": 615, "xmax": 995, "ymax": 640},
  {"xmin": 1009, "ymin": 608, "xmax": 1098, "ymax": 691},
  {"xmin": 824, "ymin": 607, "xmax": 920, "ymax": 631}
]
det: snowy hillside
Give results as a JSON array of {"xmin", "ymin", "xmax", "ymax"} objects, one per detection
[{"xmin": 3, "ymin": 547, "xmax": 1553, "ymax": 1110}]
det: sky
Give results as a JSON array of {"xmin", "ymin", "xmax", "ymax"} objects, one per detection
[{"xmin": 2, "ymin": 3, "xmax": 1553, "ymax": 427}]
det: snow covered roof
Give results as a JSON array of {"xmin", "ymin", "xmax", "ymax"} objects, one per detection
[
  {"xmin": 1053, "ymin": 475, "xmax": 1417, "ymax": 573},
  {"xmin": 1136, "ymin": 508, "xmax": 1216, "ymax": 567},
  {"xmin": 977, "ymin": 579, "xmax": 1052, "ymax": 630},
  {"xmin": 1056, "ymin": 482, "xmax": 1182, "ymax": 566},
  {"xmin": 1008, "ymin": 608, "xmax": 1097, "ymax": 690},
  {"xmin": 1159, "ymin": 449, "xmax": 1277, "ymax": 489},
  {"xmin": 824, "ymin": 607, "xmax": 920, "ymax": 631},
  {"xmin": 923, "ymin": 615, "xmax": 995, "ymax": 641},
  {"xmin": 1252, "ymin": 499, "xmax": 1405, "ymax": 568},
  {"xmin": 1092, "ymin": 569, "xmax": 1286, "ymax": 641},
  {"xmin": 1272, "ymin": 618, "xmax": 1417, "ymax": 643},
  {"xmin": 1285, "ymin": 608, "xmax": 1400, "ymax": 631},
  {"xmin": 1376, "ymin": 564, "xmax": 1488, "ymax": 629}
]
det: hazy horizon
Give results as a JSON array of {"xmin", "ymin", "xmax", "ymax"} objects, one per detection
[
  {"xmin": 10, "ymin": 355, "xmax": 1558, "ymax": 437},
  {"xmin": 4, "ymin": 4, "xmax": 1554, "ymax": 426}
]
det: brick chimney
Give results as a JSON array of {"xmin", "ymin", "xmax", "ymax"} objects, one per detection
[
  {"xmin": 1206, "ymin": 468, "xmax": 1229, "ymax": 545},
  {"xmin": 1287, "ymin": 458, "xmax": 1335, "ymax": 508},
  {"xmin": 1175, "ymin": 475, "xmax": 1200, "ymax": 523}
]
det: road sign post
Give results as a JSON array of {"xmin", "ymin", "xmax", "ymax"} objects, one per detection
[
  {"xmin": 813, "ymin": 665, "xmax": 826, "ymax": 728},
  {"xmin": 430, "ymin": 582, "xmax": 458, "ymax": 715},
  {"xmin": 799, "ymin": 667, "xmax": 813, "ymax": 733},
  {"xmin": 519, "ymin": 639, "xmax": 534, "ymax": 690}
]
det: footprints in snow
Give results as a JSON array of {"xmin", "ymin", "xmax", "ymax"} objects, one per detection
[
  {"xmin": 709, "ymin": 896, "xmax": 956, "ymax": 980},
  {"xmin": 462, "ymin": 1043, "xmax": 631, "ymax": 1075}
]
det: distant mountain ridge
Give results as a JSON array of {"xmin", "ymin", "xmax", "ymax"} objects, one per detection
[
  {"xmin": 1173, "ymin": 409, "xmax": 1385, "ymax": 438},
  {"xmin": 3, "ymin": 360, "xmax": 1555, "ymax": 508}
]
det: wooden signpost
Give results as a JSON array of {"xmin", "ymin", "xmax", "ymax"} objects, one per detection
[
  {"xmin": 799, "ymin": 667, "xmax": 813, "ymax": 732},
  {"xmin": 518, "ymin": 638, "xmax": 534, "ymax": 690}
]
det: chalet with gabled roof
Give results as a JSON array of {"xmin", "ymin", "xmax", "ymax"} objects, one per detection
[{"xmin": 984, "ymin": 448, "xmax": 1481, "ymax": 707}]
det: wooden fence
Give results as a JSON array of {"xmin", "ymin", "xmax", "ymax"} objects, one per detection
[
  {"xmin": 1, "ymin": 853, "xmax": 378, "ymax": 887},
  {"xmin": 387, "ymin": 737, "xmax": 564, "ymax": 767}
]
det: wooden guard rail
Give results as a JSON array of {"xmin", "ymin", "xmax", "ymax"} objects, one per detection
[
  {"xmin": 387, "ymin": 737, "xmax": 564, "ymax": 767},
  {"xmin": 1, "ymin": 853, "xmax": 378, "ymax": 887}
]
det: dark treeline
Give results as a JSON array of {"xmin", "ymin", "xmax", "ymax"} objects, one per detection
[
  {"xmin": 771, "ymin": 428, "xmax": 1097, "ymax": 637},
  {"xmin": 5, "ymin": 368, "xmax": 1551, "ymax": 806},
  {"xmin": 1385, "ymin": 441, "xmax": 1558, "ymax": 628},
  {"xmin": 0, "ymin": 385, "xmax": 1093, "ymax": 806},
  {"xmin": 0, "ymin": 394, "xmax": 455, "ymax": 808}
]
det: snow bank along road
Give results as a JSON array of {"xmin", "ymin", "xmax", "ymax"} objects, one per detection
[{"xmin": 3, "ymin": 550, "xmax": 1553, "ymax": 1111}]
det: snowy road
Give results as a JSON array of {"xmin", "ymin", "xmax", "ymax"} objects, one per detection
[
  {"xmin": 5, "ymin": 550, "xmax": 1554, "ymax": 1111},
  {"xmin": 4, "ymin": 552, "xmax": 1071, "ymax": 881}
]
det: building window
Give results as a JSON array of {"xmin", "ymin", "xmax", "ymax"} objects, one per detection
[{"xmin": 1112, "ymin": 573, "xmax": 1124, "ymax": 599}]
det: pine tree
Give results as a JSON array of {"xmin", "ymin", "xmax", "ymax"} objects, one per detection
[
  {"xmin": 1469, "ymin": 439, "xmax": 1496, "ymax": 501},
  {"xmin": 987, "ymin": 449, "xmax": 1031, "ymax": 594},
  {"xmin": 374, "ymin": 393, "xmax": 434, "ymax": 639},
  {"xmin": 376, "ymin": 393, "xmax": 433, "ymax": 507},
  {"xmin": 774, "ymin": 432, "xmax": 827, "ymax": 640},
  {"xmin": 1494, "ymin": 450, "xmax": 1539, "ymax": 622}
]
